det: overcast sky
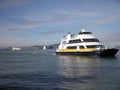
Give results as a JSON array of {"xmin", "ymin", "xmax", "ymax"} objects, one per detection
[{"xmin": 0, "ymin": 0, "xmax": 120, "ymax": 47}]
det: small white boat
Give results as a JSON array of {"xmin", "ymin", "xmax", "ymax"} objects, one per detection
[{"xmin": 12, "ymin": 47, "xmax": 21, "ymax": 51}]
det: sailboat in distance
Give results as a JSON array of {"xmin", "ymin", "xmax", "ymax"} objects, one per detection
[{"xmin": 43, "ymin": 45, "xmax": 46, "ymax": 50}]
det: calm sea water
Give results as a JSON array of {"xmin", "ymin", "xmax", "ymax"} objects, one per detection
[{"xmin": 0, "ymin": 49, "xmax": 120, "ymax": 90}]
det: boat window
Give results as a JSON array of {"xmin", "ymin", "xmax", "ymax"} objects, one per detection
[
  {"xmin": 79, "ymin": 32, "xmax": 92, "ymax": 34},
  {"xmin": 63, "ymin": 41, "xmax": 66, "ymax": 44},
  {"xmin": 83, "ymin": 39, "xmax": 99, "ymax": 42},
  {"xmin": 86, "ymin": 45, "xmax": 97, "ymax": 48},
  {"xmin": 99, "ymin": 45, "xmax": 105, "ymax": 49},
  {"xmin": 67, "ymin": 46, "xmax": 77, "ymax": 49},
  {"xmin": 86, "ymin": 45, "xmax": 105, "ymax": 49},
  {"xmin": 79, "ymin": 46, "xmax": 85, "ymax": 49},
  {"xmin": 69, "ymin": 39, "xmax": 81, "ymax": 43}
]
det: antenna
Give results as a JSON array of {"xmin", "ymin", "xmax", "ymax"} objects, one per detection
[{"xmin": 80, "ymin": 25, "xmax": 88, "ymax": 32}]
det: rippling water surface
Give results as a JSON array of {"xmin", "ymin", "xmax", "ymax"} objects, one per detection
[{"xmin": 0, "ymin": 49, "xmax": 120, "ymax": 90}]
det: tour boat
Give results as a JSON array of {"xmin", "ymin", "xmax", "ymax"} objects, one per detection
[{"xmin": 56, "ymin": 29, "xmax": 118, "ymax": 57}]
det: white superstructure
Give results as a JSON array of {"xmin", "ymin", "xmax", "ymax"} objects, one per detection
[{"xmin": 57, "ymin": 28, "xmax": 105, "ymax": 52}]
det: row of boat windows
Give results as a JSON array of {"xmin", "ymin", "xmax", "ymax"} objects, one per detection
[
  {"xmin": 78, "ymin": 32, "xmax": 92, "ymax": 34},
  {"xmin": 67, "ymin": 46, "xmax": 84, "ymax": 49},
  {"xmin": 69, "ymin": 39, "xmax": 81, "ymax": 43},
  {"xmin": 83, "ymin": 39, "xmax": 99, "ymax": 42},
  {"xmin": 67, "ymin": 45, "xmax": 101, "ymax": 49},
  {"xmin": 68, "ymin": 38, "xmax": 99, "ymax": 43}
]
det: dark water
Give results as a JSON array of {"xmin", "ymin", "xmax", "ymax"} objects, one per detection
[{"xmin": 0, "ymin": 49, "xmax": 120, "ymax": 90}]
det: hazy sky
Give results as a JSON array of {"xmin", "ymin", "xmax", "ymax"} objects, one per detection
[{"xmin": 0, "ymin": 0, "xmax": 120, "ymax": 47}]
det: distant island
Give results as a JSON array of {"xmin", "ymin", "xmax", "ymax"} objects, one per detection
[
  {"xmin": 0, "ymin": 43, "xmax": 119, "ymax": 51},
  {"xmin": 0, "ymin": 44, "xmax": 59, "ymax": 51}
]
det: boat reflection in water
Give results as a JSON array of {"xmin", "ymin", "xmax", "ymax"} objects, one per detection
[
  {"xmin": 57, "ymin": 56, "xmax": 101, "ymax": 76},
  {"xmin": 56, "ymin": 56, "xmax": 118, "ymax": 90}
]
